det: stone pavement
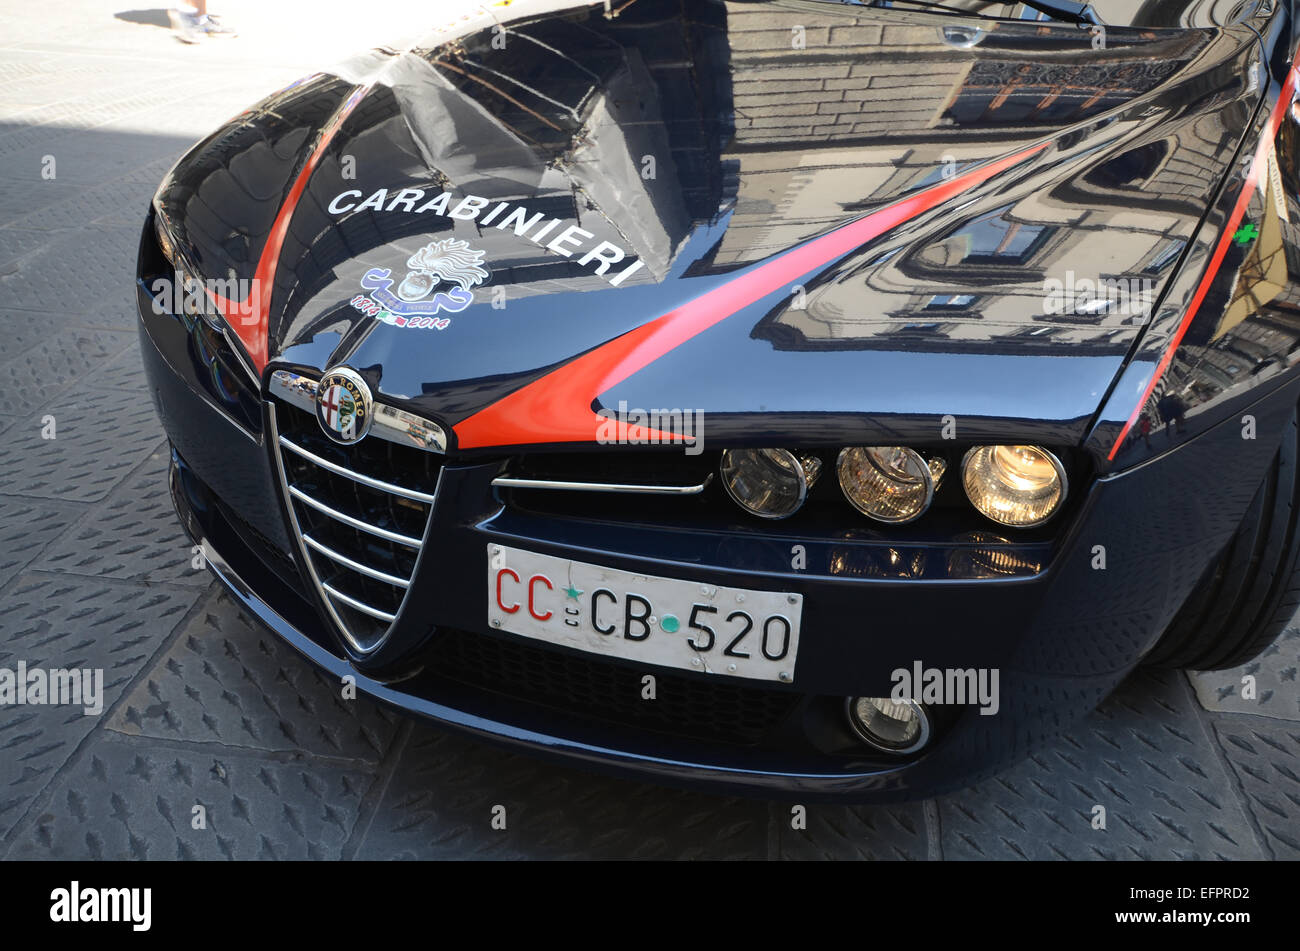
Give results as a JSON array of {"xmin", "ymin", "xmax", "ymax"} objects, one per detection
[{"xmin": 0, "ymin": 0, "xmax": 1296, "ymax": 860}]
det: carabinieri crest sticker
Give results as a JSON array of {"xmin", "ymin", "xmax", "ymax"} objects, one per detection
[{"xmin": 350, "ymin": 238, "xmax": 490, "ymax": 330}]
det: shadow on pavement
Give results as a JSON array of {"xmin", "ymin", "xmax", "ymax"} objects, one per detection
[{"xmin": 113, "ymin": 9, "xmax": 173, "ymax": 30}]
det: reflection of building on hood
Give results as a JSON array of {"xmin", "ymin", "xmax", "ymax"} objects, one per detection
[
  {"xmin": 327, "ymin": 3, "xmax": 732, "ymax": 287},
  {"xmin": 398, "ymin": 238, "xmax": 489, "ymax": 302},
  {"xmin": 564, "ymin": 53, "xmax": 694, "ymax": 283}
]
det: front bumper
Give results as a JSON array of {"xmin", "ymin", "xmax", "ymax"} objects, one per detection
[{"xmin": 138, "ymin": 288, "xmax": 1300, "ymax": 800}]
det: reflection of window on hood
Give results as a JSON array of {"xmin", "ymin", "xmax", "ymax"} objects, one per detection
[
  {"xmin": 945, "ymin": 58, "xmax": 1183, "ymax": 127},
  {"xmin": 959, "ymin": 212, "xmax": 1056, "ymax": 265},
  {"xmin": 1009, "ymin": 324, "xmax": 1061, "ymax": 339},
  {"xmin": 1142, "ymin": 238, "xmax": 1185, "ymax": 276},
  {"xmin": 1085, "ymin": 141, "xmax": 1170, "ymax": 190},
  {"xmin": 925, "ymin": 294, "xmax": 979, "ymax": 309}
]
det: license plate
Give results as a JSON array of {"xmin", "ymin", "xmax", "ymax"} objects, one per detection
[{"xmin": 487, "ymin": 545, "xmax": 802, "ymax": 683}]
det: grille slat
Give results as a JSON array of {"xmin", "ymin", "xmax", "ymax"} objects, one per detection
[
  {"xmin": 322, "ymin": 582, "xmax": 398, "ymax": 623},
  {"xmin": 279, "ymin": 436, "xmax": 437, "ymax": 502},
  {"xmin": 302, "ymin": 534, "xmax": 410, "ymax": 588},
  {"xmin": 270, "ymin": 399, "xmax": 441, "ymax": 654},
  {"xmin": 287, "ymin": 485, "xmax": 424, "ymax": 547}
]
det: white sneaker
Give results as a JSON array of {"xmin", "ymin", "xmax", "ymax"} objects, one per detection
[
  {"xmin": 167, "ymin": 9, "xmax": 203, "ymax": 44},
  {"xmin": 199, "ymin": 14, "xmax": 238, "ymax": 37}
]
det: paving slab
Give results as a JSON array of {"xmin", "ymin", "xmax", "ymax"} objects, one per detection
[
  {"xmin": 2, "ymin": 178, "xmax": 159, "ymax": 234},
  {"xmin": 352, "ymin": 726, "xmax": 770, "ymax": 860},
  {"xmin": 31, "ymin": 444, "xmax": 213, "ymax": 587},
  {"xmin": 0, "ymin": 224, "xmax": 140, "ymax": 321},
  {"xmin": 0, "ymin": 497, "xmax": 85, "ymax": 591},
  {"xmin": 0, "ymin": 573, "xmax": 201, "ymax": 842},
  {"xmin": 84, "ymin": 342, "xmax": 148, "ymax": 393},
  {"xmin": 0, "ymin": 178, "xmax": 90, "ymax": 228},
  {"xmin": 0, "ymin": 383, "xmax": 165, "ymax": 501},
  {"xmin": 1189, "ymin": 628, "xmax": 1300, "ymax": 722},
  {"xmin": 776, "ymin": 800, "xmax": 933, "ymax": 860},
  {"xmin": 108, "ymin": 588, "xmax": 401, "ymax": 762},
  {"xmin": 936, "ymin": 670, "xmax": 1267, "ymax": 860},
  {"xmin": 1212, "ymin": 717, "xmax": 1300, "ymax": 859},
  {"xmin": 5, "ymin": 732, "xmax": 375, "ymax": 860},
  {"xmin": 0, "ymin": 324, "xmax": 135, "ymax": 424}
]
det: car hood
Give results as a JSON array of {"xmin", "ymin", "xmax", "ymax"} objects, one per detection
[{"xmin": 154, "ymin": 0, "xmax": 1266, "ymax": 452}]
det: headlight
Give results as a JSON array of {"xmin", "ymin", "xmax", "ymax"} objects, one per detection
[
  {"xmin": 153, "ymin": 210, "xmax": 177, "ymax": 266},
  {"xmin": 154, "ymin": 209, "xmax": 222, "ymax": 330},
  {"xmin": 961, "ymin": 445, "xmax": 1067, "ymax": 527},
  {"xmin": 836, "ymin": 446, "xmax": 941, "ymax": 524},
  {"xmin": 168, "ymin": 262, "xmax": 221, "ymax": 331},
  {"xmin": 720, "ymin": 448, "xmax": 821, "ymax": 519}
]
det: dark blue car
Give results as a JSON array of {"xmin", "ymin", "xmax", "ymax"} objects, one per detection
[{"xmin": 138, "ymin": 0, "xmax": 1300, "ymax": 800}]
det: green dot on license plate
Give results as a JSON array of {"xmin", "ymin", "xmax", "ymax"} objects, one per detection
[{"xmin": 660, "ymin": 614, "xmax": 680, "ymax": 633}]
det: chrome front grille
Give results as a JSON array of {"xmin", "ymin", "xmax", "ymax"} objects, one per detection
[{"xmin": 268, "ymin": 397, "xmax": 442, "ymax": 654}]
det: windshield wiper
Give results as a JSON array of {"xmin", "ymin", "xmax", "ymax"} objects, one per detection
[{"xmin": 874, "ymin": 1, "xmax": 1102, "ymax": 26}]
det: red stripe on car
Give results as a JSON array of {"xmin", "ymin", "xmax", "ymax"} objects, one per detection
[
  {"xmin": 455, "ymin": 142, "xmax": 1048, "ymax": 449},
  {"xmin": 208, "ymin": 83, "xmax": 371, "ymax": 373},
  {"xmin": 1108, "ymin": 53, "xmax": 1300, "ymax": 462}
]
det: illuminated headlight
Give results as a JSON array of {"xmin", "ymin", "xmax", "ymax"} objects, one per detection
[
  {"xmin": 836, "ymin": 447, "xmax": 944, "ymax": 524},
  {"xmin": 961, "ymin": 445, "xmax": 1067, "ymax": 528},
  {"xmin": 720, "ymin": 448, "xmax": 821, "ymax": 519}
]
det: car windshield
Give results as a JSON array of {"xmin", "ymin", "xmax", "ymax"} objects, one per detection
[
  {"xmin": 866, "ymin": 0, "xmax": 1261, "ymax": 29},
  {"xmin": 386, "ymin": 1, "xmax": 1262, "ymax": 53}
]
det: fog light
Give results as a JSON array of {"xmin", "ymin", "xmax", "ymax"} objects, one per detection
[
  {"xmin": 846, "ymin": 696, "xmax": 931, "ymax": 754},
  {"xmin": 837, "ymin": 447, "xmax": 937, "ymax": 523},
  {"xmin": 720, "ymin": 448, "xmax": 820, "ymax": 519},
  {"xmin": 961, "ymin": 445, "xmax": 1066, "ymax": 527}
]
